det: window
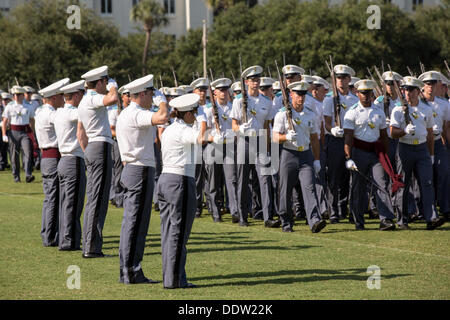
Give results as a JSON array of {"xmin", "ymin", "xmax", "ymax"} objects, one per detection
[
  {"xmin": 0, "ymin": 0, "xmax": 10, "ymax": 12},
  {"xmin": 412, "ymin": 0, "xmax": 423, "ymax": 11},
  {"xmin": 164, "ymin": 0, "xmax": 175, "ymax": 15},
  {"xmin": 101, "ymin": 0, "xmax": 112, "ymax": 14}
]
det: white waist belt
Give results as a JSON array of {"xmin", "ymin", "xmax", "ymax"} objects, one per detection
[{"xmin": 400, "ymin": 137, "xmax": 427, "ymax": 145}]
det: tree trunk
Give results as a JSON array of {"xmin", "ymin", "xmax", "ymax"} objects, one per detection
[{"xmin": 142, "ymin": 29, "xmax": 151, "ymax": 76}]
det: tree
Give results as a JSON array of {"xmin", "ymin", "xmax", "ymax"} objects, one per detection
[{"xmin": 130, "ymin": 0, "xmax": 169, "ymax": 76}]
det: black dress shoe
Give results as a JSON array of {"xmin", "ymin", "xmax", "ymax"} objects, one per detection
[
  {"xmin": 14, "ymin": 177, "xmax": 21, "ymax": 183},
  {"xmin": 182, "ymin": 282, "xmax": 197, "ymax": 289},
  {"xmin": 355, "ymin": 225, "xmax": 365, "ymax": 231},
  {"xmin": 397, "ymin": 224, "xmax": 411, "ymax": 230},
  {"xmin": 26, "ymin": 175, "xmax": 35, "ymax": 183},
  {"xmin": 264, "ymin": 219, "xmax": 281, "ymax": 228},
  {"xmin": 82, "ymin": 252, "xmax": 106, "ymax": 258},
  {"xmin": 59, "ymin": 247, "xmax": 80, "ymax": 251},
  {"xmin": 239, "ymin": 221, "xmax": 249, "ymax": 227},
  {"xmin": 282, "ymin": 226, "xmax": 293, "ymax": 233},
  {"xmin": 348, "ymin": 216, "xmax": 355, "ymax": 224},
  {"xmin": 426, "ymin": 217, "xmax": 446, "ymax": 230},
  {"xmin": 311, "ymin": 220, "xmax": 327, "ymax": 233},
  {"xmin": 380, "ymin": 219, "xmax": 396, "ymax": 231},
  {"xmin": 330, "ymin": 218, "xmax": 339, "ymax": 224},
  {"xmin": 368, "ymin": 209, "xmax": 379, "ymax": 219},
  {"xmin": 231, "ymin": 215, "xmax": 240, "ymax": 223}
]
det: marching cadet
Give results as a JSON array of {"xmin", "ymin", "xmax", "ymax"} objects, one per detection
[
  {"xmin": 107, "ymin": 94, "xmax": 124, "ymax": 208},
  {"xmin": 190, "ymin": 78, "xmax": 210, "ymax": 218},
  {"xmin": 259, "ymin": 77, "xmax": 275, "ymax": 100},
  {"xmin": 273, "ymin": 81, "xmax": 326, "ymax": 233},
  {"xmin": 78, "ymin": 66, "xmax": 118, "ymax": 258},
  {"xmin": 323, "ymin": 64, "xmax": 359, "ymax": 224},
  {"xmin": 2, "ymin": 86, "xmax": 36, "ymax": 183},
  {"xmin": 230, "ymin": 65, "xmax": 277, "ymax": 227},
  {"xmin": 23, "ymin": 86, "xmax": 39, "ymax": 112},
  {"xmin": 116, "ymin": 75, "xmax": 169, "ymax": 284},
  {"xmin": 418, "ymin": 71, "xmax": 450, "ymax": 220},
  {"xmin": 119, "ymin": 86, "xmax": 131, "ymax": 108},
  {"xmin": 390, "ymin": 76, "xmax": 446, "ymax": 230},
  {"xmin": 203, "ymin": 78, "xmax": 238, "ymax": 223},
  {"xmin": 0, "ymin": 92, "xmax": 10, "ymax": 171},
  {"xmin": 36, "ymin": 78, "xmax": 69, "ymax": 247},
  {"xmin": 349, "ymin": 77, "xmax": 360, "ymax": 96},
  {"xmin": 343, "ymin": 79, "xmax": 396, "ymax": 231},
  {"xmin": 231, "ymin": 81, "xmax": 242, "ymax": 97},
  {"xmin": 53, "ymin": 80, "xmax": 88, "ymax": 251},
  {"xmin": 272, "ymin": 81, "xmax": 281, "ymax": 95},
  {"xmin": 157, "ymin": 93, "xmax": 203, "ymax": 289}
]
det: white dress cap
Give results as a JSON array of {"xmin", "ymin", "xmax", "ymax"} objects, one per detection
[
  {"xmin": 179, "ymin": 85, "xmax": 194, "ymax": 93},
  {"xmin": 301, "ymin": 75, "xmax": 315, "ymax": 84},
  {"xmin": 402, "ymin": 76, "xmax": 424, "ymax": 89},
  {"xmin": 11, "ymin": 85, "xmax": 26, "ymax": 94},
  {"xmin": 418, "ymin": 71, "xmax": 442, "ymax": 82},
  {"xmin": 354, "ymin": 79, "xmax": 377, "ymax": 91},
  {"xmin": 190, "ymin": 78, "xmax": 209, "ymax": 89},
  {"xmin": 287, "ymin": 81, "xmax": 309, "ymax": 92},
  {"xmin": 241, "ymin": 66, "xmax": 263, "ymax": 79},
  {"xmin": 39, "ymin": 78, "xmax": 70, "ymax": 98},
  {"xmin": 312, "ymin": 76, "xmax": 330, "ymax": 90},
  {"xmin": 1, "ymin": 92, "xmax": 13, "ymax": 99},
  {"xmin": 211, "ymin": 78, "xmax": 232, "ymax": 89},
  {"xmin": 124, "ymin": 74, "xmax": 154, "ymax": 94},
  {"xmin": 282, "ymin": 65, "xmax": 305, "ymax": 76},
  {"xmin": 350, "ymin": 77, "xmax": 361, "ymax": 86},
  {"xmin": 333, "ymin": 64, "xmax": 356, "ymax": 77},
  {"xmin": 272, "ymin": 81, "xmax": 281, "ymax": 90},
  {"xmin": 231, "ymin": 81, "xmax": 242, "ymax": 92},
  {"xmin": 60, "ymin": 80, "xmax": 86, "ymax": 94},
  {"xmin": 23, "ymin": 86, "xmax": 35, "ymax": 93},
  {"xmin": 169, "ymin": 93, "xmax": 200, "ymax": 111},
  {"xmin": 31, "ymin": 94, "xmax": 42, "ymax": 101},
  {"xmin": 382, "ymin": 71, "xmax": 402, "ymax": 82},
  {"xmin": 81, "ymin": 65, "xmax": 108, "ymax": 82},
  {"xmin": 118, "ymin": 86, "xmax": 130, "ymax": 95},
  {"xmin": 169, "ymin": 87, "xmax": 186, "ymax": 97}
]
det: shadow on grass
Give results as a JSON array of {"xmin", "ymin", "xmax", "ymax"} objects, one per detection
[{"xmin": 190, "ymin": 268, "xmax": 412, "ymax": 287}]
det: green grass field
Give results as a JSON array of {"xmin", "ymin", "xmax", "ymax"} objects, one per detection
[{"xmin": 0, "ymin": 169, "xmax": 449, "ymax": 300}]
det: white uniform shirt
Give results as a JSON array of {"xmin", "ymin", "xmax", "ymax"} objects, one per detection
[
  {"xmin": 390, "ymin": 101, "xmax": 434, "ymax": 145},
  {"xmin": 230, "ymin": 92, "xmax": 273, "ymax": 133},
  {"xmin": 373, "ymin": 95, "xmax": 400, "ymax": 139},
  {"xmin": 78, "ymin": 89, "xmax": 113, "ymax": 144},
  {"xmin": 322, "ymin": 91, "xmax": 359, "ymax": 133},
  {"xmin": 426, "ymin": 98, "xmax": 447, "ymax": 138},
  {"xmin": 107, "ymin": 105, "xmax": 118, "ymax": 127},
  {"xmin": 53, "ymin": 104, "xmax": 83, "ymax": 158},
  {"xmin": 116, "ymin": 102, "xmax": 155, "ymax": 167},
  {"xmin": 343, "ymin": 102, "xmax": 387, "ymax": 143},
  {"xmin": 203, "ymin": 100, "xmax": 233, "ymax": 137},
  {"xmin": 273, "ymin": 106, "xmax": 318, "ymax": 151},
  {"xmin": 2, "ymin": 100, "xmax": 35, "ymax": 125},
  {"xmin": 35, "ymin": 104, "xmax": 58, "ymax": 149},
  {"xmin": 161, "ymin": 118, "xmax": 200, "ymax": 178}
]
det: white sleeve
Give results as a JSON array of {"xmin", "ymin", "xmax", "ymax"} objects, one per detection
[
  {"xmin": 343, "ymin": 109, "xmax": 355, "ymax": 130},
  {"xmin": 426, "ymin": 108, "xmax": 434, "ymax": 129},
  {"xmin": 135, "ymin": 109, "xmax": 154, "ymax": 128},
  {"xmin": 272, "ymin": 112, "xmax": 286, "ymax": 134},
  {"xmin": 91, "ymin": 94, "xmax": 105, "ymax": 108},
  {"xmin": 379, "ymin": 112, "xmax": 387, "ymax": 130},
  {"xmin": 322, "ymin": 97, "xmax": 333, "ymax": 118},
  {"xmin": 180, "ymin": 126, "xmax": 198, "ymax": 144},
  {"xmin": 229, "ymin": 98, "xmax": 242, "ymax": 121},
  {"xmin": 390, "ymin": 107, "xmax": 403, "ymax": 129}
]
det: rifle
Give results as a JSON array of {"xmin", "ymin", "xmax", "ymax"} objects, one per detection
[
  {"xmin": 275, "ymin": 60, "xmax": 294, "ymax": 131},
  {"xmin": 208, "ymin": 78, "xmax": 221, "ymax": 133},
  {"xmin": 239, "ymin": 54, "xmax": 248, "ymax": 123},
  {"xmin": 367, "ymin": 67, "xmax": 382, "ymax": 97},
  {"xmin": 230, "ymin": 70, "xmax": 236, "ymax": 83},
  {"xmin": 373, "ymin": 66, "xmax": 390, "ymax": 118},
  {"xmin": 14, "ymin": 77, "xmax": 20, "ymax": 86},
  {"xmin": 171, "ymin": 67, "xmax": 178, "ymax": 87},
  {"xmin": 406, "ymin": 66, "xmax": 415, "ymax": 77},
  {"xmin": 419, "ymin": 60, "xmax": 426, "ymax": 74},
  {"xmin": 444, "ymin": 60, "xmax": 450, "ymax": 78},
  {"xmin": 209, "ymin": 68, "xmax": 215, "ymax": 82},
  {"xmin": 159, "ymin": 75, "xmax": 164, "ymax": 89},
  {"xmin": 388, "ymin": 64, "xmax": 413, "ymax": 131},
  {"xmin": 325, "ymin": 56, "xmax": 342, "ymax": 128}
]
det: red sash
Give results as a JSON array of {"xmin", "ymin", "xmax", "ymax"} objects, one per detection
[{"xmin": 42, "ymin": 148, "xmax": 61, "ymax": 159}]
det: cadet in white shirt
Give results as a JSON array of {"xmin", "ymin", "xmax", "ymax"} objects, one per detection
[
  {"xmin": 419, "ymin": 71, "xmax": 450, "ymax": 220},
  {"xmin": 230, "ymin": 66, "xmax": 275, "ymax": 227},
  {"xmin": 78, "ymin": 65, "xmax": 119, "ymax": 258},
  {"xmin": 157, "ymin": 93, "xmax": 203, "ymax": 289},
  {"xmin": 390, "ymin": 76, "xmax": 445, "ymax": 230},
  {"xmin": 323, "ymin": 64, "xmax": 359, "ymax": 223},
  {"xmin": 2, "ymin": 86, "xmax": 36, "ymax": 183},
  {"xmin": 273, "ymin": 81, "xmax": 326, "ymax": 233},
  {"xmin": 343, "ymin": 80, "xmax": 396, "ymax": 231},
  {"xmin": 36, "ymin": 78, "xmax": 69, "ymax": 247},
  {"xmin": 190, "ymin": 78, "xmax": 210, "ymax": 218},
  {"xmin": 116, "ymin": 75, "xmax": 169, "ymax": 285},
  {"xmin": 53, "ymin": 80, "xmax": 87, "ymax": 251},
  {"xmin": 203, "ymin": 78, "xmax": 239, "ymax": 223},
  {"xmin": 107, "ymin": 101, "xmax": 124, "ymax": 208}
]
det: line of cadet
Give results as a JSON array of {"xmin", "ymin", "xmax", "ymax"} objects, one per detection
[{"xmin": 1, "ymin": 63, "xmax": 449, "ymax": 288}]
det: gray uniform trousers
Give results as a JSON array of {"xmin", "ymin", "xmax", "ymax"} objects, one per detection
[
  {"xmin": 82, "ymin": 141, "xmax": 112, "ymax": 255},
  {"xmin": 157, "ymin": 173, "xmax": 196, "ymax": 288},
  {"xmin": 249, "ymin": 166, "xmax": 263, "ymax": 218},
  {"xmin": 395, "ymin": 142, "xmax": 439, "ymax": 225},
  {"xmin": 394, "ymin": 145, "xmax": 420, "ymax": 216},
  {"xmin": 315, "ymin": 140, "xmax": 330, "ymax": 216},
  {"xmin": 350, "ymin": 148, "xmax": 395, "ymax": 229},
  {"xmin": 325, "ymin": 135, "xmax": 350, "ymax": 220},
  {"xmin": 109, "ymin": 139, "xmax": 124, "ymax": 207},
  {"xmin": 204, "ymin": 143, "xmax": 239, "ymax": 220},
  {"xmin": 40, "ymin": 157, "xmax": 60, "ymax": 246},
  {"xmin": 8, "ymin": 129, "xmax": 33, "ymax": 179},
  {"xmin": 236, "ymin": 137, "xmax": 276, "ymax": 223},
  {"xmin": 278, "ymin": 148, "xmax": 322, "ymax": 230},
  {"xmin": 433, "ymin": 139, "xmax": 450, "ymax": 215},
  {"xmin": 195, "ymin": 145, "xmax": 212, "ymax": 214},
  {"xmin": 119, "ymin": 165, "xmax": 155, "ymax": 284},
  {"xmin": 153, "ymin": 142, "xmax": 162, "ymax": 208},
  {"xmin": 58, "ymin": 156, "xmax": 86, "ymax": 250}
]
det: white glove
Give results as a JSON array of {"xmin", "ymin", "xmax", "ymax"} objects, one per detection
[
  {"xmin": 404, "ymin": 124, "xmax": 416, "ymax": 135},
  {"xmin": 213, "ymin": 133, "xmax": 224, "ymax": 144},
  {"xmin": 239, "ymin": 123, "xmax": 251, "ymax": 136},
  {"xmin": 313, "ymin": 160, "xmax": 321, "ymax": 174},
  {"xmin": 106, "ymin": 78, "xmax": 118, "ymax": 91},
  {"xmin": 345, "ymin": 159, "xmax": 357, "ymax": 171},
  {"xmin": 2, "ymin": 136, "xmax": 8, "ymax": 143},
  {"xmin": 432, "ymin": 124, "xmax": 440, "ymax": 135},
  {"xmin": 285, "ymin": 130, "xmax": 297, "ymax": 141},
  {"xmin": 331, "ymin": 126, "xmax": 344, "ymax": 138},
  {"xmin": 431, "ymin": 155, "xmax": 434, "ymax": 165}
]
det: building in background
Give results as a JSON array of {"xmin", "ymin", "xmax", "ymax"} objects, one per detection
[{"xmin": 0, "ymin": 0, "xmax": 443, "ymax": 37}]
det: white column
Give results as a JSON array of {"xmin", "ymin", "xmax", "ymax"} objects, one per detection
[{"xmin": 185, "ymin": 0, "xmax": 191, "ymax": 31}]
